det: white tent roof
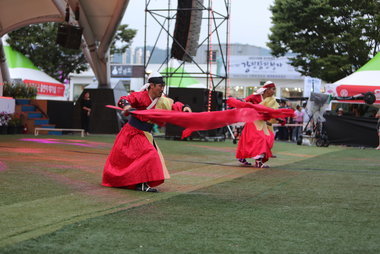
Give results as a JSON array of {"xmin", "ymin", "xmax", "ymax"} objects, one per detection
[
  {"xmin": 9, "ymin": 68, "xmax": 62, "ymax": 84},
  {"xmin": 0, "ymin": 0, "xmax": 130, "ymax": 87},
  {"xmin": 334, "ymin": 71, "xmax": 380, "ymax": 87}
]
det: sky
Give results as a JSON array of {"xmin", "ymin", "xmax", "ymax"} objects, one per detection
[{"xmin": 121, "ymin": 0, "xmax": 274, "ymax": 49}]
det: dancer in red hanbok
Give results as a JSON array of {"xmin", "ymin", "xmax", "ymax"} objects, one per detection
[
  {"xmin": 232, "ymin": 81, "xmax": 289, "ymax": 168},
  {"xmin": 102, "ymin": 73, "xmax": 191, "ymax": 192}
]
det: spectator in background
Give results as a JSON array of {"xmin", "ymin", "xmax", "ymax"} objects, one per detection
[
  {"xmin": 81, "ymin": 91, "xmax": 92, "ymax": 136},
  {"xmin": 292, "ymin": 105, "xmax": 304, "ymax": 142},
  {"xmin": 351, "ymin": 105, "xmax": 360, "ymax": 117},
  {"xmin": 337, "ymin": 108, "xmax": 344, "ymax": 116},
  {"xmin": 287, "ymin": 102, "xmax": 294, "ymax": 141},
  {"xmin": 302, "ymin": 102, "xmax": 311, "ymax": 132},
  {"xmin": 276, "ymin": 100, "xmax": 289, "ymax": 140}
]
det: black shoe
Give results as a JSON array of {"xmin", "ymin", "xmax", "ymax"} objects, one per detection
[
  {"xmin": 238, "ymin": 158, "xmax": 252, "ymax": 166},
  {"xmin": 255, "ymin": 159, "xmax": 269, "ymax": 168},
  {"xmin": 135, "ymin": 183, "xmax": 158, "ymax": 192}
]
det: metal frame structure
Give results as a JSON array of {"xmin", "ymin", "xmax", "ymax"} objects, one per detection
[
  {"xmin": 0, "ymin": 0, "xmax": 130, "ymax": 90},
  {"xmin": 143, "ymin": 0, "xmax": 231, "ymax": 109}
]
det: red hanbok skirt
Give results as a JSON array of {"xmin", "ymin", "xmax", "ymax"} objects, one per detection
[
  {"xmin": 102, "ymin": 124, "xmax": 168, "ymax": 188},
  {"xmin": 236, "ymin": 121, "xmax": 274, "ymax": 163}
]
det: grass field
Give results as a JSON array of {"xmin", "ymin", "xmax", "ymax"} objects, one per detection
[{"xmin": 0, "ymin": 134, "xmax": 379, "ymax": 253}]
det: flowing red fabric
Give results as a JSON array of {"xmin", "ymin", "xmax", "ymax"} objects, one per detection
[
  {"xmin": 132, "ymin": 108, "xmax": 262, "ymax": 139},
  {"xmin": 130, "ymin": 99, "xmax": 295, "ymax": 139},
  {"xmin": 227, "ymin": 97, "xmax": 295, "ymax": 119}
]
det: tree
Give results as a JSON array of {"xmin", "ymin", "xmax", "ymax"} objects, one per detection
[
  {"xmin": 110, "ymin": 24, "xmax": 137, "ymax": 55},
  {"xmin": 267, "ymin": 0, "xmax": 380, "ymax": 83},
  {"xmin": 6, "ymin": 23, "xmax": 136, "ymax": 83},
  {"xmin": 7, "ymin": 23, "xmax": 87, "ymax": 83}
]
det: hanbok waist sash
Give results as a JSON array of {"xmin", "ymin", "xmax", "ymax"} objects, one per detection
[{"xmin": 128, "ymin": 116, "xmax": 153, "ymax": 132}]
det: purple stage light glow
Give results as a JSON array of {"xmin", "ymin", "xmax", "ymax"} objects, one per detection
[{"xmin": 0, "ymin": 161, "xmax": 7, "ymax": 171}]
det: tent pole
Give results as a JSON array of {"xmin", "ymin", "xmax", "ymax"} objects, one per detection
[{"xmin": 0, "ymin": 38, "xmax": 12, "ymax": 96}]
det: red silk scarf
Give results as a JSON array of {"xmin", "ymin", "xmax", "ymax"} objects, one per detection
[
  {"xmin": 132, "ymin": 108, "xmax": 260, "ymax": 138},
  {"xmin": 108, "ymin": 97, "xmax": 294, "ymax": 139}
]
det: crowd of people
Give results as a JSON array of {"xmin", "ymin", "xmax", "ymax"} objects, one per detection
[
  {"xmin": 275, "ymin": 101, "xmax": 309, "ymax": 143},
  {"xmin": 334, "ymin": 104, "xmax": 379, "ymax": 118}
]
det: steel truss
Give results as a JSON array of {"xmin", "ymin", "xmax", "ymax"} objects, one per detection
[{"xmin": 144, "ymin": 0, "xmax": 231, "ymax": 108}]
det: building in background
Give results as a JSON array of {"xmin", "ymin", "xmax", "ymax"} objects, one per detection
[{"xmin": 68, "ymin": 43, "xmax": 323, "ymax": 102}]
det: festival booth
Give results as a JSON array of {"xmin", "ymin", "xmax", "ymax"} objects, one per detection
[
  {"xmin": 324, "ymin": 53, "xmax": 380, "ymax": 147},
  {"xmin": 3, "ymin": 46, "xmax": 75, "ymax": 133},
  {"xmin": 4, "ymin": 46, "xmax": 68, "ymax": 101},
  {"xmin": 2, "ymin": 45, "xmax": 68, "ymax": 115}
]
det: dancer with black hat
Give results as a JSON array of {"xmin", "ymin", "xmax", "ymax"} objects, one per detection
[{"xmin": 102, "ymin": 72, "xmax": 191, "ymax": 192}]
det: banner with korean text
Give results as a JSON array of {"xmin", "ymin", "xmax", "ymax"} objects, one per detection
[
  {"xmin": 24, "ymin": 80, "xmax": 65, "ymax": 97},
  {"xmin": 220, "ymin": 56, "xmax": 302, "ymax": 79}
]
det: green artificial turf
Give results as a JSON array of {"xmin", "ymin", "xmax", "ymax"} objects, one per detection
[{"xmin": 0, "ymin": 135, "xmax": 379, "ymax": 253}]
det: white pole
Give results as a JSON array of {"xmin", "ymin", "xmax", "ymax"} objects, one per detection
[{"xmin": 0, "ymin": 37, "xmax": 12, "ymax": 96}]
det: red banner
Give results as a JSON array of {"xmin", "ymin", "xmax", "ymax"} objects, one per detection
[
  {"xmin": 23, "ymin": 80, "xmax": 65, "ymax": 97},
  {"xmin": 336, "ymin": 84, "xmax": 380, "ymax": 103}
]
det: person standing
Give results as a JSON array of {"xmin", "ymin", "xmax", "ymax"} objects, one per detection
[
  {"xmin": 102, "ymin": 72, "xmax": 191, "ymax": 192},
  {"xmin": 337, "ymin": 107, "xmax": 344, "ymax": 116},
  {"xmin": 236, "ymin": 81, "xmax": 282, "ymax": 168},
  {"xmin": 276, "ymin": 100, "xmax": 289, "ymax": 141},
  {"xmin": 81, "ymin": 91, "xmax": 92, "ymax": 136},
  {"xmin": 302, "ymin": 102, "xmax": 311, "ymax": 133},
  {"xmin": 292, "ymin": 105, "xmax": 304, "ymax": 142}
]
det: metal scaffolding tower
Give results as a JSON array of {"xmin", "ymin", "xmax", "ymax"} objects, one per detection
[{"xmin": 143, "ymin": 0, "xmax": 231, "ymax": 109}]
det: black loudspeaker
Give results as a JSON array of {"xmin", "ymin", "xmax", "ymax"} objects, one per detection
[
  {"xmin": 56, "ymin": 24, "xmax": 83, "ymax": 50},
  {"xmin": 171, "ymin": 0, "xmax": 203, "ymax": 62},
  {"xmin": 165, "ymin": 88, "xmax": 224, "ymax": 139},
  {"xmin": 47, "ymin": 101, "xmax": 74, "ymax": 128},
  {"xmin": 168, "ymin": 87, "xmax": 223, "ymax": 112}
]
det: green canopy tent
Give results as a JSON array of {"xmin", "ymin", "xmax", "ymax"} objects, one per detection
[
  {"xmin": 161, "ymin": 66, "xmax": 206, "ymax": 88},
  {"xmin": 4, "ymin": 45, "xmax": 67, "ymax": 100}
]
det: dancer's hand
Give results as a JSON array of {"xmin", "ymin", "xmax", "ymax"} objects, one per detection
[
  {"xmin": 122, "ymin": 105, "xmax": 132, "ymax": 116},
  {"xmin": 183, "ymin": 106, "xmax": 192, "ymax": 112}
]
